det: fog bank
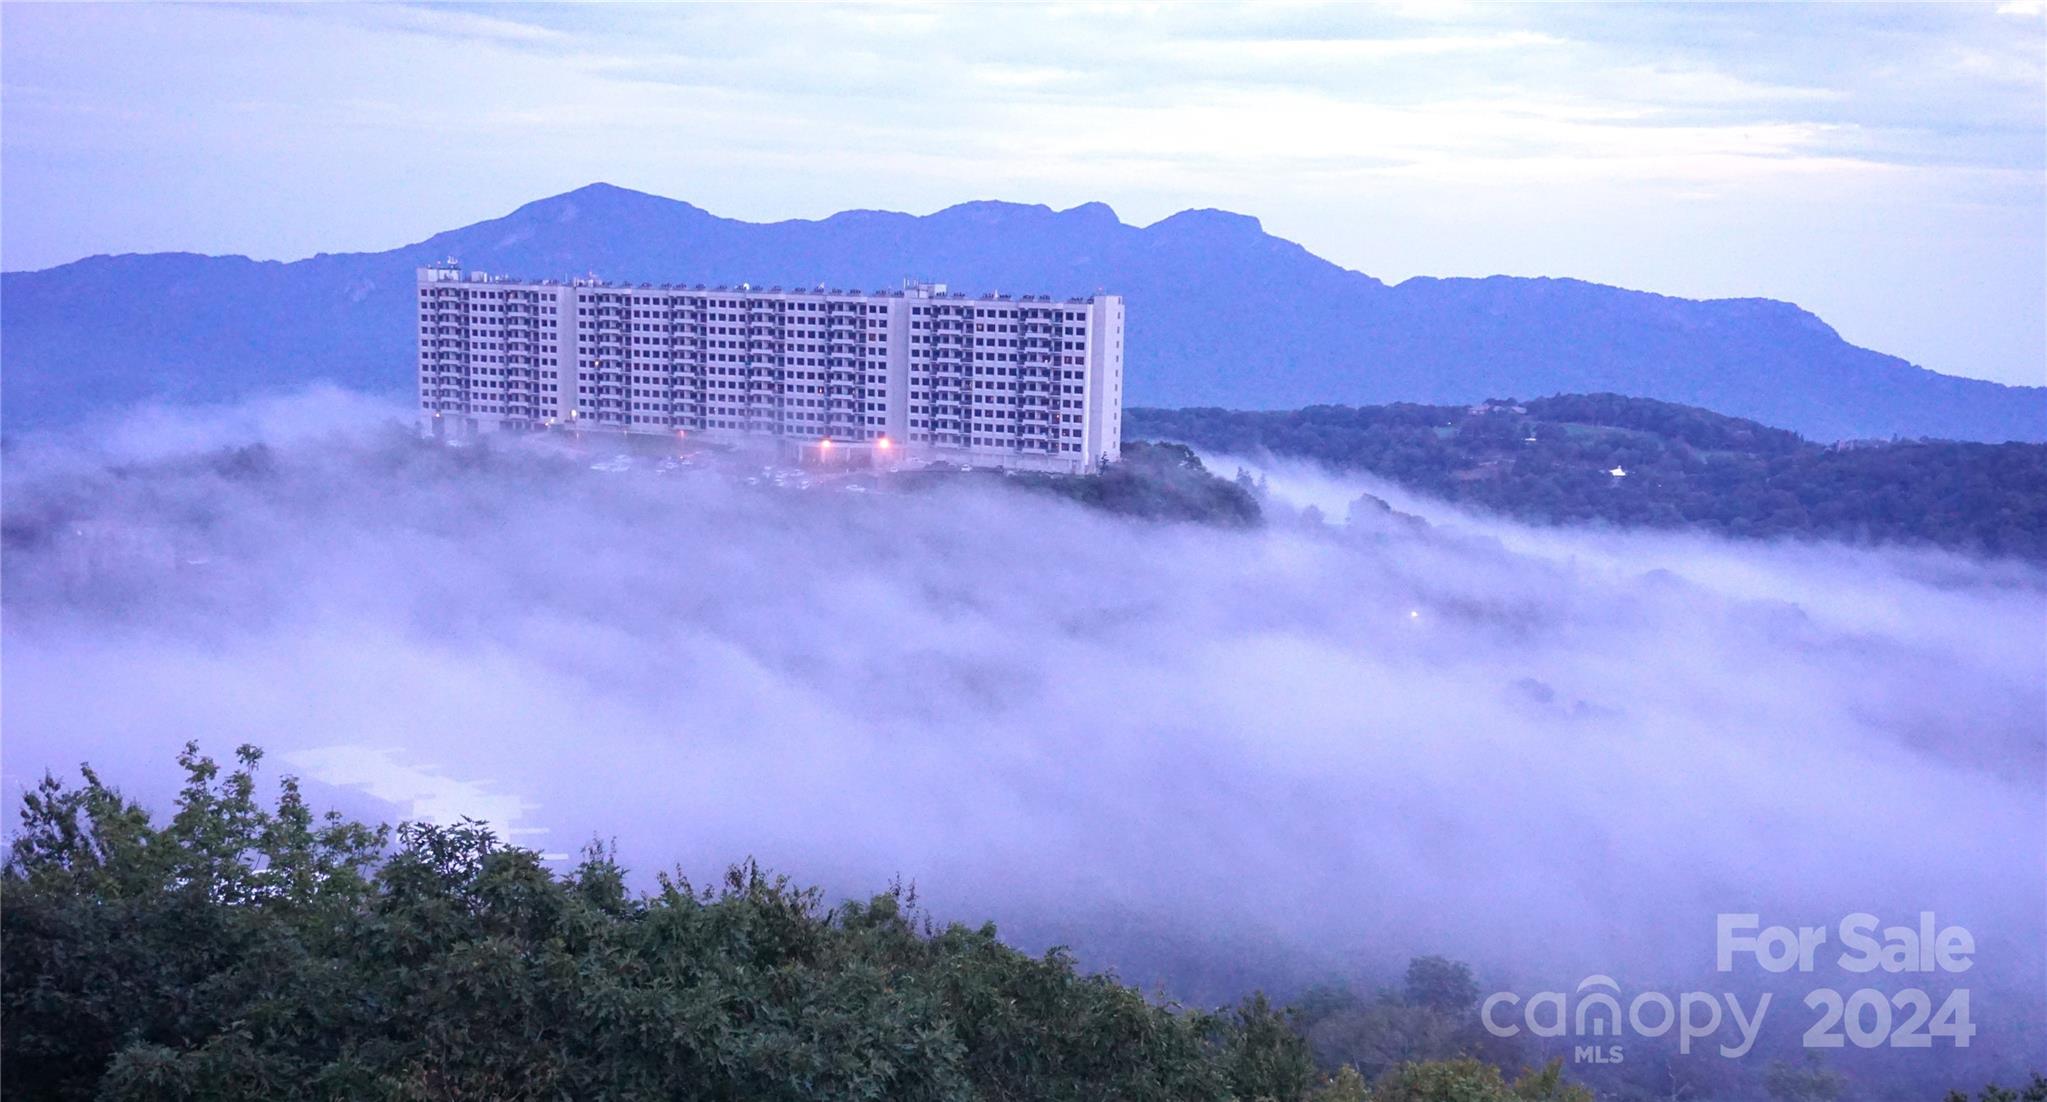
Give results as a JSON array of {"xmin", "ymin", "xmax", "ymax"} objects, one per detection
[{"xmin": 4, "ymin": 393, "xmax": 2042, "ymax": 1078}]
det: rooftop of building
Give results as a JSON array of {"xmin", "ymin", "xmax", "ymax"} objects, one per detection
[{"xmin": 419, "ymin": 262, "xmax": 1111, "ymax": 304}]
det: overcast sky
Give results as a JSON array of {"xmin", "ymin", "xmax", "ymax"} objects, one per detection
[{"xmin": 3, "ymin": 2, "xmax": 2042, "ymax": 385}]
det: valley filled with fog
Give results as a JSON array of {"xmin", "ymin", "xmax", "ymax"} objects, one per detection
[{"xmin": 4, "ymin": 390, "xmax": 2042, "ymax": 1084}]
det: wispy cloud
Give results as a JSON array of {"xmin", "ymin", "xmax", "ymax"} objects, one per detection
[{"xmin": 321, "ymin": 3, "xmax": 570, "ymax": 46}]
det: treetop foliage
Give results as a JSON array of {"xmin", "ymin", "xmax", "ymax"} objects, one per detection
[{"xmin": 4, "ymin": 743, "xmax": 1572, "ymax": 1102}]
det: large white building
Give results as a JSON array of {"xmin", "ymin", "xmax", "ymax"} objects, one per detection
[{"xmin": 416, "ymin": 263, "xmax": 1124, "ymax": 473}]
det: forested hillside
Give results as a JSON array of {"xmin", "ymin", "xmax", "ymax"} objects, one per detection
[
  {"xmin": 1131, "ymin": 395, "xmax": 2047, "ymax": 558},
  {"xmin": 897, "ymin": 441, "xmax": 1263, "ymax": 527},
  {"xmin": 3, "ymin": 745, "xmax": 1591, "ymax": 1102}
]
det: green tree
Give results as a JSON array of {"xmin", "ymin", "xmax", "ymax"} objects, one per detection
[{"xmin": 1404, "ymin": 956, "xmax": 1480, "ymax": 1015}]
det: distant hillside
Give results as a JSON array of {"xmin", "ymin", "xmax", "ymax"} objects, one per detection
[
  {"xmin": 4, "ymin": 182, "xmax": 2041, "ymax": 441},
  {"xmin": 1132, "ymin": 395, "xmax": 2047, "ymax": 559}
]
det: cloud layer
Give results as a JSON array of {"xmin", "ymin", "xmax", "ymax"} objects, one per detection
[{"xmin": 3, "ymin": 393, "xmax": 2042, "ymax": 1083}]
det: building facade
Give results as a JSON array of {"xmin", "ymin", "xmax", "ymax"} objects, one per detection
[{"xmin": 416, "ymin": 263, "xmax": 1124, "ymax": 473}]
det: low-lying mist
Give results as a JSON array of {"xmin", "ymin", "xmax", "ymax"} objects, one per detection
[{"xmin": 4, "ymin": 389, "xmax": 2042, "ymax": 1083}]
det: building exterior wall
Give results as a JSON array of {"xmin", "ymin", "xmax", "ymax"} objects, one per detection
[
  {"xmin": 417, "ymin": 264, "xmax": 574, "ymax": 434},
  {"xmin": 1085, "ymin": 295, "xmax": 1126, "ymax": 463},
  {"xmin": 416, "ymin": 263, "xmax": 1124, "ymax": 474}
]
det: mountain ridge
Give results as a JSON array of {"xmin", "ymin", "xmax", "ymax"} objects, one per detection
[{"xmin": 4, "ymin": 181, "xmax": 2041, "ymax": 442}]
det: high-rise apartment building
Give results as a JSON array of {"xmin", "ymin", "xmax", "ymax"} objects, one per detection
[{"xmin": 416, "ymin": 263, "xmax": 1124, "ymax": 473}]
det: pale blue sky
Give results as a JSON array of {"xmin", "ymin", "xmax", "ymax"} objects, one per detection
[{"xmin": 3, "ymin": 2, "xmax": 2042, "ymax": 385}]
